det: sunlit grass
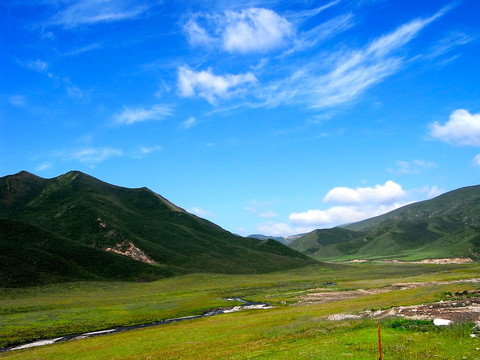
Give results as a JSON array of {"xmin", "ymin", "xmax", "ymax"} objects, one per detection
[{"xmin": 1, "ymin": 263, "xmax": 479, "ymax": 358}]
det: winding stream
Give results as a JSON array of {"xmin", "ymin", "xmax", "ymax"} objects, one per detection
[{"xmin": 1, "ymin": 298, "xmax": 272, "ymax": 352}]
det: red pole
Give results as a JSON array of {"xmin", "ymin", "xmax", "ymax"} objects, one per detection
[{"xmin": 378, "ymin": 323, "xmax": 383, "ymax": 360}]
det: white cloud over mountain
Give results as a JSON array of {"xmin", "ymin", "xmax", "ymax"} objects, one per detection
[
  {"xmin": 430, "ymin": 109, "xmax": 480, "ymax": 146},
  {"xmin": 323, "ymin": 181, "xmax": 406, "ymax": 205},
  {"xmin": 288, "ymin": 181, "xmax": 414, "ymax": 230}
]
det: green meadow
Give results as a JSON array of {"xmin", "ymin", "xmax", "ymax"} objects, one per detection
[{"xmin": 1, "ymin": 263, "xmax": 480, "ymax": 359}]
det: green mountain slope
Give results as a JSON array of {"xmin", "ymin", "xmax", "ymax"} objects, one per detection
[
  {"xmin": 289, "ymin": 185, "xmax": 480, "ymax": 261},
  {"xmin": 0, "ymin": 171, "xmax": 315, "ymax": 286}
]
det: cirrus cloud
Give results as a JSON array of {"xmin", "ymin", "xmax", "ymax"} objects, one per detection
[
  {"xmin": 114, "ymin": 104, "xmax": 174, "ymax": 125},
  {"xmin": 46, "ymin": 0, "xmax": 150, "ymax": 29}
]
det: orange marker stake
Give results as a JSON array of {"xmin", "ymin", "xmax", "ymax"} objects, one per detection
[{"xmin": 378, "ymin": 323, "xmax": 383, "ymax": 360}]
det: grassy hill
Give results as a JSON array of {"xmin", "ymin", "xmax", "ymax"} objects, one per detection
[
  {"xmin": 0, "ymin": 171, "xmax": 315, "ymax": 286},
  {"xmin": 289, "ymin": 185, "xmax": 480, "ymax": 261}
]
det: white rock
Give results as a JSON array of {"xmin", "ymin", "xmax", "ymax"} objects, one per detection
[{"xmin": 434, "ymin": 318, "xmax": 453, "ymax": 326}]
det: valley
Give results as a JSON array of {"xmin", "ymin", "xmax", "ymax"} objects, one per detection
[
  {"xmin": 1, "ymin": 171, "xmax": 480, "ymax": 358},
  {"xmin": 1, "ymin": 263, "xmax": 480, "ymax": 359}
]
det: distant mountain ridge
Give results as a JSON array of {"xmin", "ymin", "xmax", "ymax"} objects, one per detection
[
  {"xmin": 0, "ymin": 171, "xmax": 315, "ymax": 286},
  {"xmin": 289, "ymin": 185, "xmax": 480, "ymax": 261},
  {"xmin": 247, "ymin": 234, "xmax": 304, "ymax": 245}
]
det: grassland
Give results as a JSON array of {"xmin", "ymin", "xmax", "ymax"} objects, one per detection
[{"xmin": 1, "ymin": 262, "xmax": 480, "ymax": 359}]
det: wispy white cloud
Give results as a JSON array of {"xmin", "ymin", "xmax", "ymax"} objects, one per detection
[
  {"xmin": 139, "ymin": 145, "xmax": 163, "ymax": 155},
  {"xmin": 182, "ymin": 5, "xmax": 449, "ymax": 109},
  {"xmin": 387, "ymin": 159, "xmax": 437, "ymax": 174},
  {"xmin": 45, "ymin": 72, "xmax": 84, "ymax": 98},
  {"xmin": 184, "ymin": 17, "xmax": 216, "ymax": 47},
  {"xmin": 430, "ymin": 109, "xmax": 480, "ymax": 146},
  {"xmin": 474, "ymin": 154, "xmax": 480, "ymax": 168},
  {"xmin": 114, "ymin": 104, "xmax": 174, "ymax": 125},
  {"xmin": 8, "ymin": 95, "xmax": 27, "ymax": 107},
  {"xmin": 189, "ymin": 206, "xmax": 215, "ymax": 219},
  {"xmin": 66, "ymin": 147, "xmax": 123, "ymax": 164},
  {"xmin": 287, "ymin": 13, "xmax": 354, "ymax": 54},
  {"xmin": 286, "ymin": 0, "xmax": 342, "ymax": 25},
  {"xmin": 180, "ymin": 117, "xmax": 197, "ymax": 129},
  {"xmin": 62, "ymin": 42, "xmax": 103, "ymax": 57},
  {"xmin": 303, "ymin": 9, "xmax": 447, "ymax": 108},
  {"xmin": 35, "ymin": 162, "xmax": 53, "ymax": 172},
  {"xmin": 177, "ymin": 66, "xmax": 257, "ymax": 105},
  {"xmin": 245, "ymin": 198, "xmax": 279, "ymax": 218},
  {"xmin": 18, "ymin": 59, "xmax": 49, "ymax": 72},
  {"xmin": 257, "ymin": 221, "xmax": 294, "ymax": 237},
  {"xmin": 426, "ymin": 31, "xmax": 476, "ymax": 59},
  {"xmin": 46, "ymin": 0, "xmax": 150, "ymax": 29},
  {"xmin": 259, "ymin": 211, "xmax": 278, "ymax": 219}
]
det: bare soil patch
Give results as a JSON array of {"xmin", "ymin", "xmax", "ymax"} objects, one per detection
[{"xmin": 300, "ymin": 278, "xmax": 480, "ymax": 305}]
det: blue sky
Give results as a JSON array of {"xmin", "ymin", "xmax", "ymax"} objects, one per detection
[{"xmin": 1, "ymin": 0, "xmax": 479, "ymax": 237}]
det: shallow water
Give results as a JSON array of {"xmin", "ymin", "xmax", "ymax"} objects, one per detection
[{"xmin": 1, "ymin": 298, "xmax": 272, "ymax": 352}]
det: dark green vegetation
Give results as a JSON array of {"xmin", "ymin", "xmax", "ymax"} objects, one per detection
[
  {"xmin": 0, "ymin": 171, "xmax": 314, "ymax": 287},
  {"xmin": 289, "ymin": 185, "xmax": 480, "ymax": 261},
  {"xmin": 1, "ymin": 263, "xmax": 479, "ymax": 359}
]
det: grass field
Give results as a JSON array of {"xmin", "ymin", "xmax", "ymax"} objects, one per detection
[{"xmin": 1, "ymin": 262, "xmax": 480, "ymax": 359}]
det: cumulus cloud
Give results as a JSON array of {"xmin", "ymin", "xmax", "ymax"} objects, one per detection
[
  {"xmin": 184, "ymin": 8, "xmax": 293, "ymax": 53},
  {"xmin": 324, "ymin": 181, "xmax": 406, "ymax": 205},
  {"xmin": 222, "ymin": 8, "xmax": 294, "ymax": 53},
  {"xmin": 286, "ymin": 181, "xmax": 411, "ymax": 230},
  {"xmin": 430, "ymin": 109, "xmax": 480, "ymax": 146},
  {"xmin": 114, "ymin": 104, "xmax": 173, "ymax": 125},
  {"xmin": 289, "ymin": 204, "xmax": 401, "ymax": 227},
  {"xmin": 177, "ymin": 66, "xmax": 257, "ymax": 104}
]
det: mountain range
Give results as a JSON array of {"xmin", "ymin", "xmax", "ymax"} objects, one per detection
[
  {"xmin": 0, "ymin": 171, "xmax": 314, "ymax": 287},
  {"xmin": 289, "ymin": 185, "xmax": 480, "ymax": 261}
]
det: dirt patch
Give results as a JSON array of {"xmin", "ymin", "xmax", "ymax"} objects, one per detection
[
  {"xmin": 300, "ymin": 279, "xmax": 480, "ymax": 305},
  {"xmin": 348, "ymin": 258, "xmax": 474, "ymax": 264},
  {"xmin": 328, "ymin": 298, "xmax": 480, "ymax": 325},
  {"xmin": 105, "ymin": 242, "xmax": 158, "ymax": 265}
]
